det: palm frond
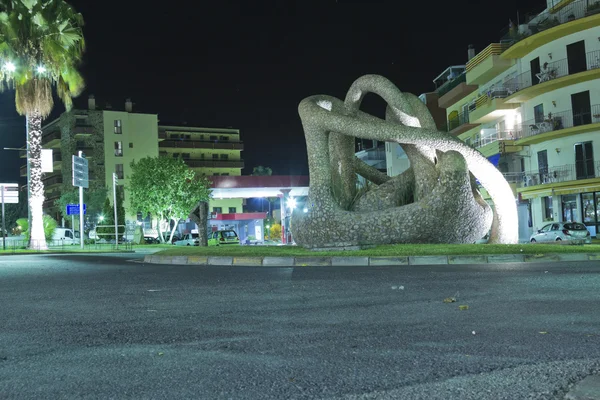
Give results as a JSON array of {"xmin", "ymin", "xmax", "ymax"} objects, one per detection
[{"xmin": 0, "ymin": 0, "xmax": 85, "ymax": 114}]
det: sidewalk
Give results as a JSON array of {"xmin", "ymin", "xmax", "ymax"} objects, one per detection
[{"xmin": 144, "ymin": 252, "xmax": 600, "ymax": 267}]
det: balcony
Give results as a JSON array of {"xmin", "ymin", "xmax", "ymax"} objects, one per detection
[
  {"xmin": 159, "ymin": 139, "xmax": 244, "ymax": 151},
  {"xmin": 465, "ymin": 43, "xmax": 513, "ymax": 85},
  {"xmin": 43, "ymin": 174, "xmax": 63, "ymax": 188},
  {"xmin": 183, "ymin": 159, "xmax": 245, "ymax": 169},
  {"xmin": 43, "ymin": 192, "xmax": 60, "ymax": 210},
  {"xmin": 501, "ymin": 0, "xmax": 600, "ymax": 59},
  {"xmin": 73, "ymin": 124, "xmax": 94, "ymax": 136},
  {"xmin": 437, "ymin": 74, "xmax": 479, "ymax": 109},
  {"xmin": 514, "ymin": 104, "xmax": 600, "ymax": 145},
  {"xmin": 447, "ymin": 110, "xmax": 480, "ymax": 136},
  {"xmin": 516, "ymin": 161, "xmax": 600, "ymax": 199},
  {"xmin": 504, "ymin": 51, "xmax": 600, "ymax": 103},
  {"xmin": 41, "ymin": 130, "xmax": 61, "ymax": 148},
  {"xmin": 472, "ymin": 130, "xmax": 524, "ymax": 157},
  {"xmin": 468, "ymin": 89, "xmax": 520, "ymax": 124}
]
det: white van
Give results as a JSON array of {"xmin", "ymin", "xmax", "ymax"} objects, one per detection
[{"xmin": 52, "ymin": 228, "xmax": 79, "ymax": 245}]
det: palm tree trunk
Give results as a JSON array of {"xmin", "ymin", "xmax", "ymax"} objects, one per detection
[{"xmin": 27, "ymin": 110, "xmax": 47, "ymax": 250}]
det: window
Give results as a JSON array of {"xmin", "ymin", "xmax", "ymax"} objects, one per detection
[
  {"xmin": 181, "ymin": 153, "xmax": 190, "ymax": 159},
  {"xmin": 534, "ymin": 104, "xmax": 544, "ymax": 123},
  {"xmin": 575, "ymin": 142, "xmax": 594, "ymax": 179},
  {"xmin": 550, "ymin": 223, "xmax": 560, "ymax": 231},
  {"xmin": 200, "ymin": 153, "xmax": 205, "ymax": 159},
  {"xmin": 220, "ymin": 154, "xmax": 228, "ymax": 160},
  {"xmin": 114, "ymin": 120, "xmax": 122, "ymax": 134},
  {"xmin": 221, "ymin": 173, "xmax": 229, "ymax": 176},
  {"xmin": 220, "ymin": 136, "xmax": 229, "ymax": 141},
  {"xmin": 228, "ymin": 207, "xmax": 237, "ymax": 213},
  {"xmin": 172, "ymin": 153, "xmax": 179, "ymax": 158},
  {"xmin": 213, "ymin": 207, "xmax": 222, "ymax": 214},
  {"xmin": 115, "ymin": 164, "xmax": 124, "ymax": 179},
  {"xmin": 543, "ymin": 196, "xmax": 553, "ymax": 220},
  {"xmin": 210, "ymin": 135, "xmax": 217, "ymax": 141},
  {"xmin": 114, "ymin": 141, "xmax": 123, "ymax": 157},
  {"xmin": 562, "ymin": 194, "xmax": 577, "ymax": 222},
  {"xmin": 212, "ymin": 154, "xmax": 218, "ymax": 159},
  {"xmin": 129, "ymin": 142, "xmax": 133, "ymax": 148},
  {"xmin": 170, "ymin": 133, "xmax": 180, "ymax": 139}
]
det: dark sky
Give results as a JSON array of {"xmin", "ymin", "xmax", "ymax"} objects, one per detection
[{"xmin": 0, "ymin": 0, "xmax": 544, "ymax": 182}]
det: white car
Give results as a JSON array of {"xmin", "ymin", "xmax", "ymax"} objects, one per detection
[
  {"xmin": 530, "ymin": 222, "xmax": 591, "ymax": 243},
  {"xmin": 173, "ymin": 233, "xmax": 199, "ymax": 246}
]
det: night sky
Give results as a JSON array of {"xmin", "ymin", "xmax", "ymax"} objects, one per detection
[{"xmin": 0, "ymin": 0, "xmax": 543, "ymax": 183}]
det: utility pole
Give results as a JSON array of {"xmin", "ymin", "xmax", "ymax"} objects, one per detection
[
  {"xmin": 113, "ymin": 172, "xmax": 118, "ymax": 247},
  {"xmin": 78, "ymin": 151, "xmax": 84, "ymax": 249}
]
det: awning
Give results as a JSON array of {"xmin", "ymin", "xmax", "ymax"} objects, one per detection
[{"xmin": 519, "ymin": 182, "xmax": 600, "ymax": 199}]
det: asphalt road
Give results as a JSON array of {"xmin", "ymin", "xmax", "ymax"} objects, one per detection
[{"xmin": 1, "ymin": 253, "xmax": 599, "ymax": 400}]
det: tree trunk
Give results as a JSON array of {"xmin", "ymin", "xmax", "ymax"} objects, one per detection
[
  {"xmin": 27, "ymin": 111, "xmax": 47, "ymax": 250},
  {"xmin": 189, "ymin": 201, "xmax": 208, "ymax": 246},
  {"xmin": 168, "ymin": 219, "xmax": 179, "ymax": 243}
]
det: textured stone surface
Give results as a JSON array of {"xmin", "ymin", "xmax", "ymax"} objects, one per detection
[{"xmin": 291, "ymin": 75, "xmax": 518, "ymax": 249}]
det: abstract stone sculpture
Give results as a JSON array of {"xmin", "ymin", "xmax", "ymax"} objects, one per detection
[{"xmin": 291, "ymin": 75, "xmax": 518, "ymax": 249}]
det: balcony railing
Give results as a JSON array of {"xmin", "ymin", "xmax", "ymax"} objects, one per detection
[
  {"xmin": 504, "ymin": 50, "xmax": 600, "ymax": 95},
  {"xmin": 515, "ymin": 104, "xmax": 600, "ymax": 139},
  {"xmin": 159, "ymin": 139, "xmax": 244, "ymax": 150},
  {"xmin": 184, "ymin": 159, "xmax": 245, "ymax": 169},
  {"xmin": 42, "ymin": 174, "xmax": 63, "ymax": 187},
  {"xmin": 436, "ymin": 73, "xmax": 467, "ymax": 97},
  {"xmin": 473, "ymin": 130, "xmax": 517, "ymax": 148},
  {"xmin": 447, "ymin": 112, "xmax": 470, "ymax": 131},
  {"xmin": 515, "ymin": 160, "xmax": 600, "ymax": 188},
  {"xmin": 500, "ymin": 0, "xmax": 600, "ymax": 47},
  {"xmin": 465, "ymin": 43, "xmax": 511, "ymax": 72},
  {"xmin": 41, "ymin": 130, "xmax": 61, "ymax": 145}
]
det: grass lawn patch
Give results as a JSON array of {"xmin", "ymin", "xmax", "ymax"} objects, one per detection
[{"xmin": 153, "ymin": 243, "xmax": 600, "ymax": 258}]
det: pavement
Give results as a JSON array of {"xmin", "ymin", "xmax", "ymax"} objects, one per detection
[
  {"xmin": 1, "ymin": 253, "xmax": 600, "ymax": 399},
  {"xmin": 144, "ymin": 251, "xmax": 600, "ymax": 267}
]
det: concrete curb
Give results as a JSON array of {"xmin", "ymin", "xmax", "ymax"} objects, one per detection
[{"xmin": 142, "ymin": 253, "xmax": 600, "ymax": 267}]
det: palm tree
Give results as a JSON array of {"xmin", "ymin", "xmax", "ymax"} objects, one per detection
[
  {"xmin": 0, "ymin": 0, "xmax": 85, "ymax": 249},
  {"xmin": 252, "ymin": 165, "xmax": 273, "ymax": 176}
]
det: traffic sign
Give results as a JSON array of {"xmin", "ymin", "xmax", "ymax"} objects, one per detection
[
  {"xmin": 0, "ymin": 184, "xmax": 18, "ymax": 204},
  {"xmin": 72, "ymin": 155, "xmax": 89, "ymax": 188},
  {"xmin": 66, "ymin": 203, "xmax": 86, "ymax": 215},
  {"xmin": 72, "ymin": 177, "xmax": 89, "ymax": 188}
]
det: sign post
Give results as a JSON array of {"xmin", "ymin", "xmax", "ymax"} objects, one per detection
[
  {"xmin": 72, "ymin": 152, "xmax": 89, "ymax": 249},
  {"xmin": 66, "ymin": 204, "xmax": 86, "ymax": 242},
  {"xmin": 0, "ymin": 184, "xmax": 18, "ymax": 251},
  {"xmin": 113, "ymin": 173, "xmax": 119, "ymax": 247}
]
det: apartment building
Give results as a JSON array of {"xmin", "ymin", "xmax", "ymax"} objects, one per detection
[
  {"xmin": 435, "ymin": 0, "xmax": 600, "ymax": 239},
  {"xmin": 29, "ymin": 97, "xmax": 245, "ymax": 227},
  {"xmin": 158, "ymin": 125, "xmax": 244, "ymax": 215}
]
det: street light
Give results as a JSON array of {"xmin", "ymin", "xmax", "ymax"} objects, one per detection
[
  {"xmin": 4, "ymin": 62, "xmax": 15, "ymax": 72},
  {"xmin": 286, "ymin": 197, "xmax": 297, "ymax": 209},
  {"xmin": 36, "ymin": 65, "xmax": 46, "ymax": 74}
]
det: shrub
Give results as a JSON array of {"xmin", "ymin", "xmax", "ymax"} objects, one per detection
[{"xmin": 16, "ymin": 215, "xmax": 57, "ymax": 241}]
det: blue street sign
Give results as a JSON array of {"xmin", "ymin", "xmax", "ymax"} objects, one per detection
[{"xmin": 66, "ymin": 203, "xmax": 86, "ymax": 216}]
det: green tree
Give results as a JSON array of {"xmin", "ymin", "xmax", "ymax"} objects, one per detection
[
  {"xmin": 129, "ymin": 156, "xmax": 212, "ymax": 243},
  {"xmin": 252, "ymin": 166, "xmax": 272, "ymax": 176},
  {"xmin": 55, "ymin": 186, "xmax": 107, "ymax": 226},
  {"xmin": 0, "ymin": 0, "xmax": 85, "ymax": 250}
]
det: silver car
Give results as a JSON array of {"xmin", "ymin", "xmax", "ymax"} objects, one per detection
[{"xmin": 530, "ymin": 222, "xmax": 591, "ymax": 244}]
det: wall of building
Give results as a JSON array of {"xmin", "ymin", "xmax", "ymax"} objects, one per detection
[
  {"xmin": 102, "ymin": 111, "xmax": 159, "ymax": 220},
  {"xmin": 209, "ymin": 198, "xmax": 243, "ymax": 214}
]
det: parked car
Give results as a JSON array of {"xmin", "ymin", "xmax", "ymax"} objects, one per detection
[
  {"xmin": 52, "ymin": 228, "xmax": 78, "ymax": 245},
  {"xmin": 208, "ymin": 230, "xmax": 240, "ymax": 246},
  {"xmin": 174, "ymin": 233, "xmax": 199, "ymax": 246},
  {"xmin": 530, "ymin": 222, "xmax": 591, "ymax": 244}
]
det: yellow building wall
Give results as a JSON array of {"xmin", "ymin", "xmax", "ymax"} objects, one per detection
[
  {"xmin": 103, "ymin": 111, "xmax": 159, "ymax": 220},
  {"xmin": 209, "ymin": 198, "xmax": 243, "ymax": 214}
]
